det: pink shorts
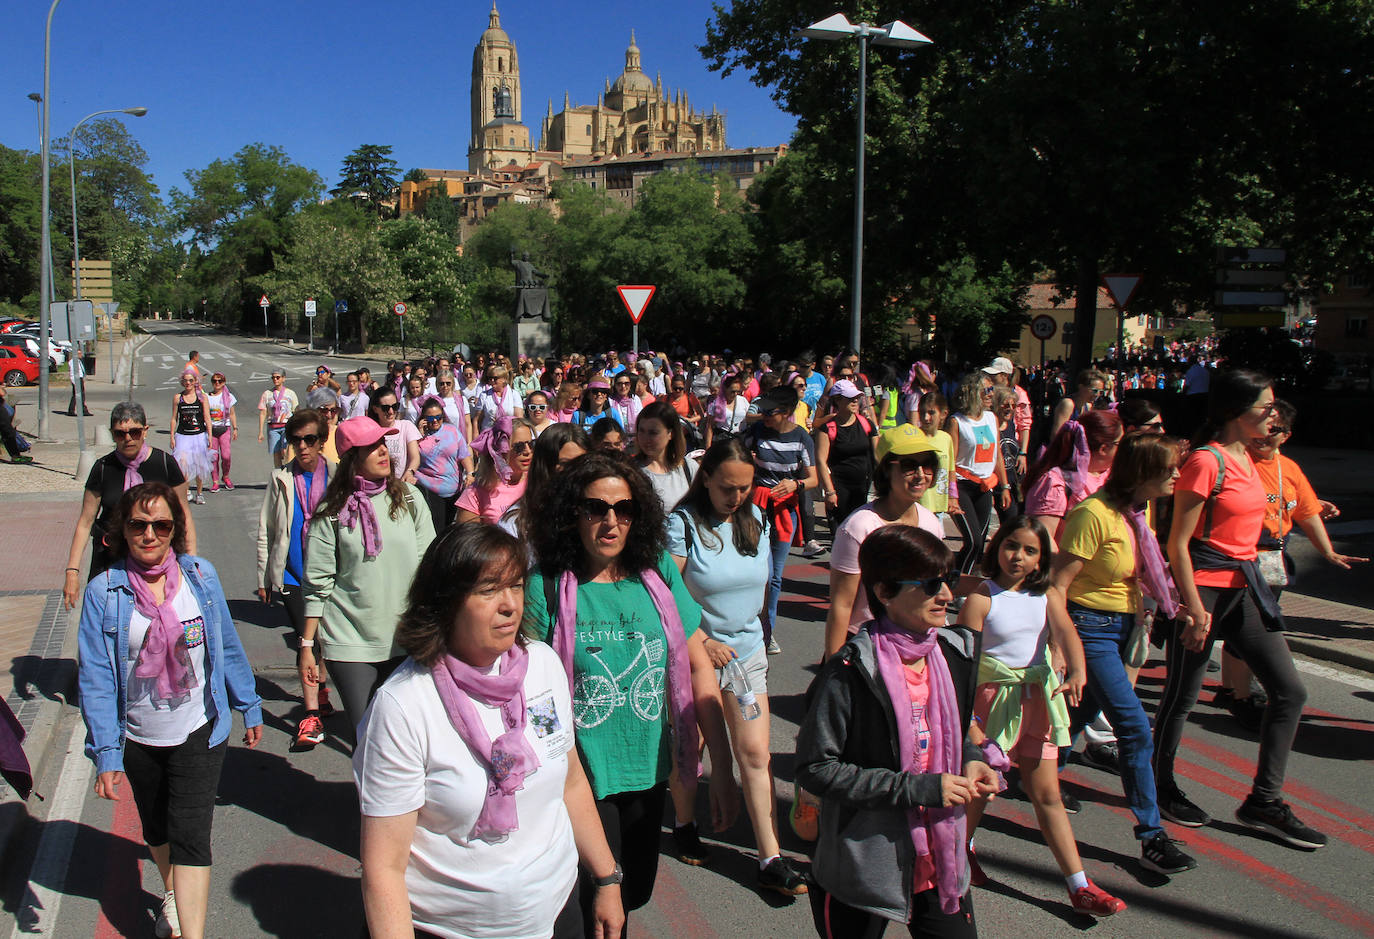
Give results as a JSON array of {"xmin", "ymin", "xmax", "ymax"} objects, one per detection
[{"xmin": 973, "ymin": 682, "xmax": 1059, "ymax": 763}]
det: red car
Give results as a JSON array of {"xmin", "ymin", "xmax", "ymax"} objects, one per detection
[{"xmin": 0, "ymin": 345, "xmax": 42, "ymax": 386}]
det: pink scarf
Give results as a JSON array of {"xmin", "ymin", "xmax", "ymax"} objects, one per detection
[
  {"xmin": 337, "ymin": 476, "xmax": 387, "ymax": 559},
  {"xmin": 1124, "ymin": 503, "xmax": 1181, "ymax": 618},
  {"xmin": 270, "ymin": 387, "xmax": 288, "ymax": 424},
  {"xmin": 553, "ymin": 567, "xmax": 698, "ymax": 782},
  {"xmin": 868, "ymin": 616, "xmax": 968, "ymax": 914},
  {"xmin": 472, "ymin": 415, "xmax": 514, "ymax": 483},
  {"xmin": 116, "ymin": 443, "xmax": 152, "ymax": 491},
  {"xmin": 129, "ymin": 552, "xmax": 197, "ymax": 702},
  {"xmin": 293, "ymin": 461, "xmax": 328, "ymax": 527},
  {"xmin": 430, "ymin": 646, "xmax": 540, "ymax": 843}
]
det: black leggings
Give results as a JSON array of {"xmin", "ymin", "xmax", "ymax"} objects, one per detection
[
  {"xmin": 1153, "ymin": 584, "xmax": 1306, "ymax": 801},
  {"xmin": 122, "ymin": 721, "xmax": 227, "ymax": 867},
  {"xmin": 325, "ymin": 657, "xmax": 404, "ymax": 742},
  {"xmin": 953, "ymin": 486, "xmax": 993, "ymax": 574},
  {"xmin": 420, "ymin": 486, "xmax": 456, "ymax": 536},
  {"xmin": 579, "ymin": 781, "xmax": 668, "ymax": 939},
  {"xmin": 830, "ymin": 478, "xmax": 870, "ymax": 531},
  {"xmin": 808, "ymin": 882, "xmax": 976, "ymax": 938}
]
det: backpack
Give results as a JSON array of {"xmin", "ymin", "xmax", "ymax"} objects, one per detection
[
  {"xmin": 1198, "ymin": 445, "xmax": 1226, "ymax": 542},
  {"xmin": 825, "ymin": 413, "xmax": 874, "ymax": 441}
]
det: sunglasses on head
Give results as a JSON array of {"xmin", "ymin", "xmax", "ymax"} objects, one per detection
[
  {"xmin": 289, "ymin": 433, "xmax": 321, "ymax": 447},
  {"xmin": 112, "ymin": 427, "xmax": 146, "ymax": 442},
  {"xmin": 578, "ymin": 497, "xmax": 636, "ymax": 522},
  {"xmin": 125, "ymin": 518, "xmax": 175, "ymax": 538},
  {"xmin": 896, "ymin": 569, "xmax": 960, "ymax": 596}
]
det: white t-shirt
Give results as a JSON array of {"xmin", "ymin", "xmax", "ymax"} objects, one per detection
[
  {"xmin": 125, "ymin": 579, "xmax": 211, "ymax": 746},
  {"xmin": 354, "ymin": 647, "xmax": 577, "ymax": 939},
  {"xmin": 206, "ymin": 391, "xmax": 237, "ymax": 430},
  {"xmin": 980, "ymin": 582, "xmax": 1049, "ymax": 669},
  {"xmin": 831, "ymin": 502, "xmax": 944, "ymax": 629},
  {"xmin": 384, "ymin": 420, "xmax": 422, "ymax": 478},
  {"xmin": 340, "ymin": 392, "xmax": 368, "ymax": 420},
  {"xmin": 477, "ymin": 388, "xmax": 522, "ymax": 432},
  {"xmin": 437, "ymin": 395, "xmax": 468, "ymax": 428}
]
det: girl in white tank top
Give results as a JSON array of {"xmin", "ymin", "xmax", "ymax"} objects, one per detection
[{"xmin": 956, "ymin": 517, "xmax": 1126, "ymax": 916}]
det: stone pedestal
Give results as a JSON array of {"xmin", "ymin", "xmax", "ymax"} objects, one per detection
[{"xmin": 511, "ymin": 320, "xmax": 553, "ymax": 361}]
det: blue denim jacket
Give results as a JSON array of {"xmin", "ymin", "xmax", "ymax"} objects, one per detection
[{"xmin": 77, "ymin": 555, "xmax": 263, "ymax": 774}]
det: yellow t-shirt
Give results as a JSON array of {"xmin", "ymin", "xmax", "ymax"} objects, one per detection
[
  {"xmin": 918, "ymin": 429, "xmax": 955, "ymax": 514},
  {"xmin": 1060, "ymin": 493, "xmax": 1137, "ymax": 613}
]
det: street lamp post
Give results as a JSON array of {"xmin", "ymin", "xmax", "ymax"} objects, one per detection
[
  {"xmin": 68, "ymin": 106, "xmax": 148, "ymax": 466},
  {"xmin": 798, "ymin": 14, "xmax": 931, "ymax": 356},
  {"xmin": 37, "ymin": 0, "xmax": 62, "ymax": 441}
]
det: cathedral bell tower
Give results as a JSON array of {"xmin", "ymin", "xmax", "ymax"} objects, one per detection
[{"xmin": 469, "ymin": 3, "xmax": 531, "ymax": 171}]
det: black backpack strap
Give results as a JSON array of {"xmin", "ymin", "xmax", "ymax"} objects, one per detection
[
  {"xmin": 1199, "ymin": 445, "xmax": 1226, "ymax": 542},
  {"xmin": 543, "ymin": 572, "xmax": 559, "ymax": 637}
]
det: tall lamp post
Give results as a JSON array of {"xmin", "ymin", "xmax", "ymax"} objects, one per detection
[
  {"xmin": 798, "ymin": 14, "xmax": 931, "ymax": 356},
  {"xmin": 37, "ymin": 0, "xmax": 62, "ymax": 441},
  {"xmin": 68, "ymin": 106, "xmax": 148, "ymax": 468}
]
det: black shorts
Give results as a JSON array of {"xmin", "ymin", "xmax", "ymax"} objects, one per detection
[
  {"xmin": 122, "ymin": 721, "xmax": 228, "ymax": 866},
  {"xmin": 277, "ymin": 582, "xmax": 307, "ymax": 634}
]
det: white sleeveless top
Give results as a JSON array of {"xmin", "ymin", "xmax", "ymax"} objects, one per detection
[
  {"xmin": 981, "ymin": 581, "xmax": 1049, "ymax": 670},
  {"xmin": 954, "ymin": 411, "xmax": 1000, "ymax": 478}
]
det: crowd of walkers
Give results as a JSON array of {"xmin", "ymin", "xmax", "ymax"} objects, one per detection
[{"xmin": 62, "ymin": 341, "xmax": 1367, "ymax": 938}]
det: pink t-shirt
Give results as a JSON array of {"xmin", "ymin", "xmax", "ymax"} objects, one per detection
[
  {"xmin": 901, "ymin": 661, "xmax": 936, "ymax": 893},
  {"xmin": 382, "ymin": 420, "xmax": 422, "ymax": 479},
  {"xmin": 455, "ymin": 476, "xmax": 528, "ymax": 524},
  {"xmin": 1023, "ymin": 466, "xmax": 1107, "ymax": 521},
  {"xmin": 833, "ymin": 503, "xmax": 944, "ymax": 629}
]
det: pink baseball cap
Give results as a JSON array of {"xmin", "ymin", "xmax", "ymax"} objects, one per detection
[
  {"xmin": 831, "ymin": 379, "xmax": 862, "ymax": 399},
  {"xmin": 335, "ymin": 416, "xmax": 398, "ymax": 452}
]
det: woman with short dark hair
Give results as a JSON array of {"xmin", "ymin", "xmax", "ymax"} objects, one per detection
[
  {"xmin": 414, "ymin": 399, "xmax": 473, "ymax": 534},
  {"xmin": 78, "ymin": 481, "xmax": 262, "ymax": 939},
  {"xmin": 356, "ymin": 525, "xmax": 623, "ymax": 939},
  {"xmin": 523, "ymin": 452, "xmax": 739, "ymax": 937}
]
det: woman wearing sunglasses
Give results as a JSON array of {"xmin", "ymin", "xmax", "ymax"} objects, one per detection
[
  {"xmin": 415, "ymin": 400, "xmax": 474, "ymax": 534},
  {"xmin": 78, "ymin": 481, "xmax": 262, "ymax": 939},
  {"xmin": 432, "ymin": 369, "xmax": 469, "ymax": 430},
  {"xmin": 170, "ymin": 373, "xmax": 215, "ymax": 506},
  {"xmin": 523, "ymin": 389, "xmax": 556, "ymax": 437},
  {"xmin": 205, "ymin": 373, "xmax": 238, "ymax": 493},
  {"xmin": 64, "ymin": 401, "xmax": 197, "ymax": 609},
  {"xmin": 608, "ymin": 374, "xmax": 642, "ymax": 446},
  {"xmin": 524, "ymin": 452, "xmax": 739, "ymax": 938},
  {"xmin": 797, "ymin": 524, "xmax": 996, "ymax": 938},
  {"xmin": 368, "ymin": 387, "xmax": 421, "ymax": 483},
  {"xmin": 300, "ymin": 416, "xmax": 435, "ymax": 740},
  {"xmin": 456, "ymin": 416, "xmax": 536, "ymax": 525}
]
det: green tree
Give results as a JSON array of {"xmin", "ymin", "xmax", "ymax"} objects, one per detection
[
  {"xmin": 0, "ymin": 145, "xmax": 43, "ymax": 308},
  {"xmin": 336, "ymin": 144, "xmax": 401, "ymax": 217},
  {"xmin": 379, "ymin": 215, "xmax": 504, "ymax": 350},
  {"xmin": 403, "ymin": 167, "xmax": 429, "ymax": 183}
]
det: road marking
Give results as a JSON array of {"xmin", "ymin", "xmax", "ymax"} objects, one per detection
[
  {"xmin": 9, "ymin": 718, "xmax": 93, "ymax": 938},
  {"xmin": 1294, "ymin": 656, "xmax": 1374, "ymax": 691}
]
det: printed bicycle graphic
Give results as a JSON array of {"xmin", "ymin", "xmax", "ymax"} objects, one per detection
[{"xmin": 573, "ymin": 631, "xmax": 665, "ymax": 729}]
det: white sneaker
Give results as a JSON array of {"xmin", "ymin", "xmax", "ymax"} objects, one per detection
[
  {"xmin": 800, "ymin": 540, "xmax": 825, "ymax": 558},
  {"xmin": 193, "ymin": 492, "xmax": 206, "ymax": 505},
  {"xmin": 766, "ymin": 636, "xmax": 781, "ymax": 655},
  {"xmin": 154, "ymin": 889, "xmax": 180, "ymax": 938}
]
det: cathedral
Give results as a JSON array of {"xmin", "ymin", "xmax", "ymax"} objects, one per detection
[{"xmin": 467, "ymin": 5, "xmax": 727, "ymax": 172}]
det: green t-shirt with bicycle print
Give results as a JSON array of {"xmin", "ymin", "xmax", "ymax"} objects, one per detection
[{"xmin": 524, "ymin": 553, "xmax": 701, "ymax": 799}]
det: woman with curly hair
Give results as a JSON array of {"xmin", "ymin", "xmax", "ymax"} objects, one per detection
[
  {"xmin": 523, "ymin": 452, "xmax": 739, "ymax": 937},
  {"xmin": 301, "ymin": 417, "xmax": 435, "ymax": 740},
  {"xmin": 947, "ymin": 371, "xmax": 1010, "ymax": 574}
]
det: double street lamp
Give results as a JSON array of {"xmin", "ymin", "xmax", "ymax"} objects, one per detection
[{"xmin": 799, "ymin": 13, "xmax": 931, "ymax": 356}]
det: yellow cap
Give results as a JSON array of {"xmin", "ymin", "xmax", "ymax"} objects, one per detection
[{"xmin": 876, "ymin": 424, "xmax": 937, "ymax": 462}]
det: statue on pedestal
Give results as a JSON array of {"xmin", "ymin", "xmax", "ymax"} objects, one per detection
[{"xmin": 510, "ymin": 248, "xmax": 551, "ymax": 322}]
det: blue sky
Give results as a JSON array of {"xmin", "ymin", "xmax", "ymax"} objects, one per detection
[{"xmin": 0, "ymin": 0, "xmax": 797, "ymax": 199}]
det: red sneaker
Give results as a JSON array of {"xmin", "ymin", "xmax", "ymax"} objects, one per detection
[
  {"xmin": 295, "ymin": 715, "xmax": 325, "ymax": 748},
  {"xmin": 1069, "ymin": 880, "xmax": 1127, "ymax": 917}
]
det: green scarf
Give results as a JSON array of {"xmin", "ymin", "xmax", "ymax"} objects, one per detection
[{"xmin": 976, "ymin": 654, "xmax": 1071, "ymax": 754}]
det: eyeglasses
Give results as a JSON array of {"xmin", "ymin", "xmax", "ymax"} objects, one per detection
[
  {"xmin": 591, "ymin": 389, "xmax": 607, "ymax": 396},
  {"xmin": 377, "ymin": 403, "xmax": 398, "ymax": 413},
  {"xmin": 509, "ymin": 440, "xmax": 533, "ymax": 455},
  {"xmin": 211, "ymin": 378, "xmax": 225, "ymax": 384},
  {"xmin": 527, "ymin": 403, "xmax": 548, "ymax": 411},
  {"xmin": 578, "ymin": 497, "xmax": 636, "ymax": 523},
  {"xmin": 438, "ymin": 381, "xmax": 453, "ymax": 387},
  {"xmin": 112, "ymin": 427, "xmax": 146, "ymax": 442},
  {"xmin": 1251, "ymin": 402, "xmax": 1278, "ymax": 418},
  {"xmin": 271, "ymin": 374, "xmax": 284, "ymax": 380},
  {"xmin": 125, "ymin": 518, "xmax": 175, "ymax": 539},
  {"xmin": 896, "ymin": 569, "xmax": 960, "ymax": 596},
  {"xmin": 289, "ymin": 433, "xmax": 321, "ymax": 447},
  {"xmin": 319, "ymin": 407, "xmax": 338, "ymax": 415}
]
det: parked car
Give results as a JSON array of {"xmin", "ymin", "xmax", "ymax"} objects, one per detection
[
  {"xmin": 0, "ymin": 346, "xmax": 42, "ymax": 386},
  {"xmin": 0, "ymin": 319, "xmax": 34, "ymax": 334},
  {"xmin": 9, "ymin": 331, "xmax": 69, "ymax": 369}
]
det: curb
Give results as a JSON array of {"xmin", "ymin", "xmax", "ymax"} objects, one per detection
[{"xmin": 1288, "ymin": 637, "xmax": 1374, "ymax": 676}]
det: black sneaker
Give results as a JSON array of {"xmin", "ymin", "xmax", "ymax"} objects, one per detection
[
  {"xmin": 1225, "ymin": 694, "xmax": 1266, "ymax": 732},
  {"xmin": 1159, "ymin": 786, "xmax": 1211, "ymax": 827},
  {"xmin": 1141, "ymin": 832, "xmax": 1197, "ymax": 874},
  {"xmin": 1235, "ymin": 797, "xmax": 1328, "ymax": 850},
  {"xmin": 1076, "ymin": 742, "xmax": 1120, "ymax": 775},
  {"xmin": 671, "ymin": 822, "xmax": 711, "ymax": 866},
  {"xmin": 1061, "ymin": 788, "xmax": 1081, "ymax": 814},
  {"xmin": 758, "ymin": 856, "xmax": 808, "ymax": 896}
]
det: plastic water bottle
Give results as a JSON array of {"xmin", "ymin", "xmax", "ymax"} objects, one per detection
[{"xmin": 723, "ymin": 656, "xmax": 761, "ymax": 720}]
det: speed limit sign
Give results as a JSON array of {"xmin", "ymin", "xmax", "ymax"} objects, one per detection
[
  {"xmin": 1030, "ymin": 315, "xmax": 1057, "ymax": 341},
  {"xmin": 393, "ymin": 302, "xmax": 408, "ymax": 317}
]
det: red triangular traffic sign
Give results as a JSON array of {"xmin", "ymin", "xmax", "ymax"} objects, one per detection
[
  {"xmin": 617, "ymin": 285, "xmax": 655, "ymax": 324},
  {"xmin": 1101, "ymin": 274, "xmax": 1143, "ymax": 310}
]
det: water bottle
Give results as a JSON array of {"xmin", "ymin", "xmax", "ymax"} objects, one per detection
[{"xmin": 724, "ymin": 656, "xmax": 761, "ymax": 720}]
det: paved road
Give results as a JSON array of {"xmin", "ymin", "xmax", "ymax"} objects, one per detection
[{"xmin": 5, "ymin": 324, "xmax": 1374, "ymax": 938}]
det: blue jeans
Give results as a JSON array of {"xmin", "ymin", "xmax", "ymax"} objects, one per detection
[
  {"xmin": 1066, "ymin": 603, "xmax": 1164, "ymax": 841},
  {"xmin": 761, "ymin": 506, "xmax": 797, "ymax": 644}
]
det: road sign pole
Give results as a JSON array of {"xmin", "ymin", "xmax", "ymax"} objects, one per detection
[
  {"xmin": 308, "ymin": 314, "xmax": 314, "ymax": 352},
  {"xmin": 263, "ymin": 304, "xmax": 269, "ymax": 339},
  {"xmin": 1039, "ymin": 337, "xmax": 1045, "ymax": 370},
  {"xmin": 334, "ymin": 308, "xmax": 340, "ymax": 355},
  {"xmin": 632, "ymin": 323, "xmax": 638, "ymax": 356},
  {"xmin": 401, "ymin": 315, "xmax": 406, "ymax": 362}
]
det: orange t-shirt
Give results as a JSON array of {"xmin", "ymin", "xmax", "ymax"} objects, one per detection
[
  {"xmin": 1176, "ymin": 444, "xmax": 1265, "ymax": 588},
  {"xmin": 1254, "ymin": 453, "xmax": 1320, "ymax": 541}
]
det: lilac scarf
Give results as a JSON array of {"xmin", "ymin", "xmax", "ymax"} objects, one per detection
[
  {"xmin": 430, "ymin": 646, "xmax": 540, "ymax": 843},
  {"xmin": 337, "ymin": 476, "xmax": 387, "ymax": 559},
  {"xmin": 868, "ymin": 616, "xmax": 968, "ymax": 915},
  {"xmin": 1125, "ymin": 504, "xmax": 1181, "ymax": 618},
  {"xmin": 472, "ymin": 414, "xmax": 514, "ymax": 483},
  {"xmin": 553, "ymin": 567, "xmax": 698, "ymax": 782},
  {"xmin": 117, "ymin": 443, "xmax": 152, "ymax": 492},
  {"xmin": 293, "ymin": 461, "xmax": 328, "ymax": 527},
  {"xmin": 129, "ymin": 552, "xmax": 197, "ymax": 702}
]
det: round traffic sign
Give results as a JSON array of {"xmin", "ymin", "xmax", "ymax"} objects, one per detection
[
  {"xmin": 1030, "ymin": 314, "xmax": 1057, "ymax": 341},
  {"xmin": 393, "ymin": 302, "xmax": 408, "ymax": 316}
]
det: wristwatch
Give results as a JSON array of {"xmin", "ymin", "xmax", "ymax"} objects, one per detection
[{"xmin": 592, "ymin": 862, "xmax": 624, "ymax": 887}]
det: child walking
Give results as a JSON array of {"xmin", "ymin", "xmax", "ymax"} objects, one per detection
[{"xmin": 957, "ymin": 516, "xmax": 1127, "ymax": 916}]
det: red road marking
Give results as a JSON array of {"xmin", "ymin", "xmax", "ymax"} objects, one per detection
[
  {"xmin": 94, "ymin": 791, "xmax": 148, "ymax": 939},
  {"xmin": 645, "ymin": 857, "xmax": 720, "ymax": 939}
]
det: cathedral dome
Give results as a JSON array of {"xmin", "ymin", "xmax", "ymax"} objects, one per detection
[{"xmin": 612, "ymin": 29, "xmax": 653, "ymax": 95}]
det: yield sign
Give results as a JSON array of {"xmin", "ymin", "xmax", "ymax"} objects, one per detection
[
  {"xmin": 617, "ymin": 285, "xmax": 655, "ymax": 324},
  {"xmin": 1101, "ymin": 274, "xmax": 1143, "ymax": 310}
]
